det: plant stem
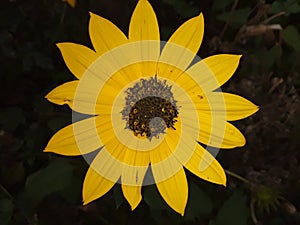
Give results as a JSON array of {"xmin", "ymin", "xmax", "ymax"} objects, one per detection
[
  {"xmin": 225, "ymin": 169, "xmax": 251, "ymax": 185},
  {"xmin": 0, "ymin": 183, "xmax": 32, "ymax": 225},
  {"xmin": 0, "ymin": 183, "xmax": 14, "ymax": 200}
]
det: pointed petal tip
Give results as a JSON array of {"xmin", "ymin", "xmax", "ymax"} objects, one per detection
[
  {"xmin": 221, "ymin": 54, "xmax": 243, "ymax": 59},
  {"xmin": 122, "ymin": 184, "xmax": 143, "ymax": 211},
  {"xmin": 176, "ymin": 204, "xmax": 187, "ymax": 216},
  {"xmin": 222, "ymin": 175, "xmax": 227, "ymax": 187},
  {"xmin": 43, "ymin": 148, "xmax": 49, "ymax": 152},
  {"xmin": 228, "ymin": 54, "xmax": 242, "ymax": 60},
  {"xmin": 248, "ymin": 105, "xmax": 260, "ymax": 117},
  {"xmin": 241, "ymin": 135, "xmax": 246, "ymax": 145},
  {"xmin": 237, "ymin": 136, "xmax": 246, "ymax": 147},
  {"xmin": 43, "ymin": 91, "xmax": 66, "ymax": 106},
  {"xmin": 82, "ymin": 195, "xmax": 94, "ymax": 206},
  {"xmin": 44, "ymin": 93, "xmax": 50, "ymax": 99},
  {"xmin": 89, "ymin": 11, "xmax": 100, "ymax": 18},
  {"xmin": 55, "ymin": 43, "xmax": 65, "ymax": 52},
  {"xmin": 213, "ymin": 167, "xmax": 227, "ymax": 187},
  {"xmin": 44, "ymin": 90, "xmax": 54, "ymax": 100},
  {"xmin": 42, "ymin": 148, "xmax": 66, "ymax": 155},
  {"xmin": 44, "ymin": 91, "xmax": 53, "ymax": 101},
  {"xmin": 129, "ymin": 0, "xmax": 159, "ymax": 42},
  {"xmin": 170, "ymin": 203, "xmax": 186, "ymax": 216},
  {"xmin": 195, "ymin": 13, "xmax": 204, "ymax": 23},
  {"xmin": 180, "ymin": 210, "xmax": 185, "ymax": 216},
  {"xmin": 56, "ymin": 42, "xmax": 81, "ymax": 52},
  {"xmin": 56, "ymin": 42, "xmax": 63, "ymax": 48},
  {"xmin": 131, "ymin": 204, "xmax": 139, "ymax": 211},
  {"xmin": 82, "ymin": 200, "xmax": 89, "ymax": 206},
  {"xmin": 127, "ymin": 194, "xmax": 142, "ymax": 211}
]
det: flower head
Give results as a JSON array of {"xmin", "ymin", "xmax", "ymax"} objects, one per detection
[{"xmin": 45, "ymin": 0, "xmax": 258, "ymax": 215}]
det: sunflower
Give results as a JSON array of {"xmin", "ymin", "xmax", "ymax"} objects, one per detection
[{"xmin": 44, "ymin": 0, "xmax": 258, "ymax": 215}]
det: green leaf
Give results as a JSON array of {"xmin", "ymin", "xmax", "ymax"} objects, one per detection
[
  {"xmin": 282, "ymin": 26, "xmax": 300, "ymax": 51},
  {"xmin": 0, "ymin": 198, "xmax": 14, "ymax": 225},
  {"xmin": 212, "ymin": 0, "xmax": 235, "ymax": 12},
  {"xmin": 257, "ymin": 44, "xmax": 282, "ymax": 70},
  {"xmin": 59, "ymin": 173, "xmax": 82, "ymax": 204},
  {"xmin": 17, "ymin": 158, "xmax": 74, "ymax": 214},
  {"xmin": 217, "ymin": 8, "xmax": 251, "ymax": 28},
  {"xmin": 210, "ymin": 190, "xmax": 249, "ymax": 225},
  {"xmin": 269, "ymin": 0, "xmax": 300, "ymax": 14},
  {"xmin": 161, "ymin": 0, "xmax": 198, "ymax": 17},
  {"xmin": 185, "ymin": 182, "xmax": 213, "ymax": 220}
]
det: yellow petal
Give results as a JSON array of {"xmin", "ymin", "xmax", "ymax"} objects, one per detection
[
  {"xmin": 82, "ymin": 166, "xmax": 116, "ymax": 205},
  {"xmin": 155, "ymin": 168, "xmax": 188, "ymax": 216},
  {"xmin": 121, "ymin": 149, "xmax": 149, "ymax": 210},
  {"xmin": 122, "ymin": 185, "xmax": 142, "ymax": 210},
  {"xmin": 91, "ymin": 147, "xmax": 124, "ymax": 184},
  {"xmin": 186, "ymin": 54, "xmax": 242, "ymax": 91},
  {"xmin": 129, "ymin": 0, "xmax": 159, "ymax": 41},
  {"xmin": 45, "ymin": 79, "xmax": 99, "ymax": 115},
  {"xmin": 89, "ymin": 13, "xmax": 128, "ymax": 54},
  {"xmin": 122, "ymin": 150, "xmax": 150, "ymax": 179},
  {"xmin": 150, "ymin": 140, "xmax": 182, "ymax": 183},
  {"xmin": 65, "ymin": 0, "xmax": 76, "ymax": 8},
  {"xmin": 198, "ymin": 113, "xmax": 246, "ymax": 148},
  {"xmin": 222, "ymin": 93, "xmax": 259, "ymax": 120},
  {"xmin": 45, "ymin": 78, "xmax": 106, "ymax": 115},
  {"xmin": 45, "ymin": 81, "xmax": 78, "ymax": 107},
  {"xmin": 196, "ymin": 92, "xmax": 259, "ymax": 121},
  {"xmin": 165, "ymin": 13, "xmax": 204, "ymax": 54},
  {"xmin": 82, "ymin": 143, "xmax": 125, "ymax": 205},
  {"xmin": 158, "ymin": 14, "xmax": 204, "ymax": 77},
  {"xmin": 129, "ymin": 0, "xmax": 160, "ymax": 76},
  {"xmin": 44, "ymin": 116, "xmax": 102, "ymax": 156},
  {"xmin": 150, "ymin": 142, "xmax": 188, "ymax": 215},
  {"xmin": 184, "ymin": 144, "xmax": 226, "ymax": 185},
  {"xmin": 56, "ymin": 43, "xmax": 98, "ymax": 79}
]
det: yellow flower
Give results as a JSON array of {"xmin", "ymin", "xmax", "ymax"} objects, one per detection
[
  {"xmin": 63, "ymin": 0, "xmax": 76, "ymax": 8},
  {"xmin": 44, "ymin": 0, "xmax": 258, "ymax": 215}
]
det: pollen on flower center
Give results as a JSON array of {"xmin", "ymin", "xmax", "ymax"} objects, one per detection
[{"xmin": 121, "ymin": 77, "xmax": 179, "ymax": 139}]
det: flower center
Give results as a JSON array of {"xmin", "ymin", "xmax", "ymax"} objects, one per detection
[{"xmin": 121, "ymin": 77, "xmax": 179, "ymax": 139}]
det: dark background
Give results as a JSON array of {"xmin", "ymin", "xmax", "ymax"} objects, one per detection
[{"xmin": 0, "ymin": 0, "xmax": 300, "ymax": 224}]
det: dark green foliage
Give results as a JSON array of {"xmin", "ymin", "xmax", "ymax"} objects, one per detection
[{"xmin": 210, "ymin": 191, "xmax": 249, "ymax": 225}]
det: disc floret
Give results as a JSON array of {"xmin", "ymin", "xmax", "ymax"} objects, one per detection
[{"xmin": 122, "ymin": 77, "xmax": 179, "ymax": 139}]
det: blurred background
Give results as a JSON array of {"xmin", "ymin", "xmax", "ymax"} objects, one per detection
[{"xmin": 0, "ymin": 0, "xmax": 300, "ymax": 224}]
